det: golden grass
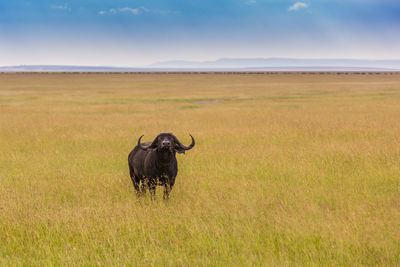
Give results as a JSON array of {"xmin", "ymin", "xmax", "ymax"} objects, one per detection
[{"xmin": 0, "ymin": 73, "xmax": 399, "ymax": 266}]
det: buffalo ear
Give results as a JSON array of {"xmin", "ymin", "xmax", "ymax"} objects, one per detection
[{"xmin": 175, "ymin": 145, "xmax": 185, "ymax": 154}]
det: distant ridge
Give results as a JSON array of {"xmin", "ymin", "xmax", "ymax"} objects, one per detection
[
  {"xmin": 0, "ymin": 65, "xmax": 139, "ymax": 72},
  {"xmin": 1, "ymin": 58, "xmax": 400, "ymax": 72},
  {"xmin": 150, "ymin": 58, "xmax": 400, "ymax": 70}
]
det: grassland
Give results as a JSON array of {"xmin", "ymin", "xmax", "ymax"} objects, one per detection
[{"xmin": 0, "ymin": 73, "xmax": 399, "ymax": 266}]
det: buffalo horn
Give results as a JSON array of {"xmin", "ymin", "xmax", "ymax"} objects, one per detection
[
  {"xmin": 176, "ymin": 134, "xmax": 195, "ymax": 150},
  {"xmin": 137, "ymin": 135, "xmax": 152, "ymax": 150}
]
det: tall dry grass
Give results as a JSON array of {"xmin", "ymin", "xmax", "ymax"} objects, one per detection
[{"xmin": 0, "ymin": 73, "xmax": 399, "ymax": 265}]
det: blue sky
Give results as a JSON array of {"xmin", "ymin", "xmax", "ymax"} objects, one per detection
[{"xmin": 0, "ymin": 0, "xmax": 399, "ymax": 66}]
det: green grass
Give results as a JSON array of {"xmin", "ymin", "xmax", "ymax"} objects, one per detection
[{"xmin": 0, "ymin": 73, "xmax": 399, "ymax": 266}]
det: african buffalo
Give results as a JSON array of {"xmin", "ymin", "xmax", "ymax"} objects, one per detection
[{"xmin": 128, "ymin": 133, "xmax": 195, "ymax": 199}]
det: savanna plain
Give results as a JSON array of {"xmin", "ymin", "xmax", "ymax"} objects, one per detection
[{"xmin": 0, "ymin": 73, "xmax": 399, "ymax": 266}]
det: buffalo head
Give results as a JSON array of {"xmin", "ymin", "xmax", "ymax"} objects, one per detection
[{"xmin": 137, "ymin": 133, "xmax": 195, "ymax": 154}]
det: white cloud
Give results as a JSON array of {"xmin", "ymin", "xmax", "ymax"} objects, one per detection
[
  {"xmin": 246, "ymin": 0, "xmax": 257, "ymax": 4},
  {"xmin": 98, "ymin": 6, "xmax": 158, "ymax": 16},
  {"xmin": 288, "ymin": 2, "xmax": 309, "ymax": 11},
  {"xmin": 119, "ymin": 7, "xmax": 148, "ymax": 15},
  {"xmin": 51, "ymin": 4, "xmax": 71, "ymax": 11}
]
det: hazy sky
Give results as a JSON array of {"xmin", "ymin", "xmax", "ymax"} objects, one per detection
[{"xmin": 1, "ymin": 0, "xmax": 399, "ymax": 66}]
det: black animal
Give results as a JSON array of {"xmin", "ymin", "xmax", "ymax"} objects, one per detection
[{"xmin": 128, "ymin": 133, "xmax": 195, "ymax": 199}]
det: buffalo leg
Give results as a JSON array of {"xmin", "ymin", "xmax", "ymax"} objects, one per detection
[
  {"xmin": 132, "ymin": 179, "xmax": 140, "ymax": 195},
  {"xmin": 140, "ymin": 181, "xmax": 147, "ymax": 195},
  {"xmin": 163, "ymin": 184, "xmax": 171, "ymax": 200},
  {"xmin": 129, "ymin": 166, "xmax": 141, "ymax": 195},
  {"xmin": 169, "ymin": 176, "xmax": 176, "ymax": 191},
  {"xmin": 164, "ymin": 176, "xmax": 175, "ymax": 200},
  {"xmin": 148, "ymin": 180, "xmax": 156, "ymax": 200}
]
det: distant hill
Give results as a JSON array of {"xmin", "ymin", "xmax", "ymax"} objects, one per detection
[
  {"xmin": 1, "ymin": 58, "xmax": 400, "ymax": 72},
  {"xmin": 150, "ymin": 58, "xmax": 400, "ymax": 70},
  {"xmin": 0, "ymin": 65, "xmax": 140, "ymax": 72}
]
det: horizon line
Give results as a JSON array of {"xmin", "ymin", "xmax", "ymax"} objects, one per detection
[{"xmin": 2, "ymin": 56, "xmax": 400, "ymax": 69}]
